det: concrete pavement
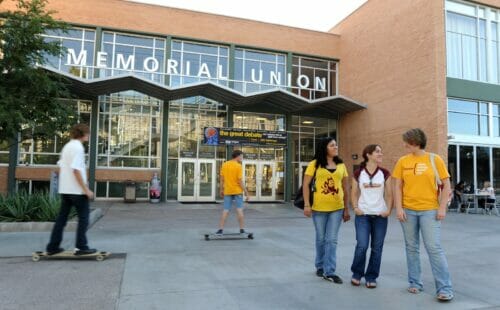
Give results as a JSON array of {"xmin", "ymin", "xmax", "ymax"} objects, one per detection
[{"xmin": 1, "ymin": 202, "xmax": 500, "ymax": 310}]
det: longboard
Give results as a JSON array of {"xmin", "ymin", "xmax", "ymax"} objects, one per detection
[
  {"xmin": 32, "ymin": 251, "xmax": 111, "ymax": 262},
  {"xmin": 204, "ymin": 232, "xmax": 253, "ymax": 241}
]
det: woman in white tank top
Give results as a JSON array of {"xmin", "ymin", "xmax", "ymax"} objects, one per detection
[{"xmin": 350, "ymin": 144, "xmax": 393, "ymax": 288}]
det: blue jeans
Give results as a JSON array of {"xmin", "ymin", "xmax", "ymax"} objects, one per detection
[
  {"xmin": 400, "ymin": 209, "xmax": 453, "ymax": 295},
  {"xmin": 223, "ymin": 194, "xmax": 243, "ymax": 211},
  {"xmin": 351, "ymin": 215, "xmax": 388, "ymax": 282},
  {"xmin": 312, "ymin": 210, "xmax": 343, "ymax": 276},
  {"xmin": 47, "ymin": 194, "xmax": 90, "ymax": 251}
]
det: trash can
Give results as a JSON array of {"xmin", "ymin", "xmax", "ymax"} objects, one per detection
[{"xmin": 124, "ymin": 180, "xmax": 136, "ymax": 203}]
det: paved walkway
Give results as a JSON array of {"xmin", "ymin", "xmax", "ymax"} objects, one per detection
[{"xmin": 1, "ymin": 202, "xmax": 500, "ymax": 310}]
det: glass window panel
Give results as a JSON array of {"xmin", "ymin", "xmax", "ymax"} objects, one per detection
[
  {"xmin": 446, "ymin": 32, "xmax": 463, "ymax": 78},
  {"xmin": 103, "ymin": 32, "xmax": 114, "ymax": 43},
  {"xmin": 459, "ymin": 145, "xmax": 475, "ymax": 190},
  {"xmin": 245, "ymin": 50, "xmax": 276, "ymax": 62},
  {"xmin": 219, "ymin": 47, "xmax": 228, "ymax": 56},
  {"xmin": 479, "ymin": 116, "xmax": 489, "ymax": 136},
  {"xmin": 448, "ymin": 98, "xmax": 478, "ymax": 113},
  {"xmin": 183, "ymin": 42, "xmax": 218, "ymax": 55},
  {"xmin": 448, "ymin": 112, "xmax": 478, "ymax": 135},
  {"xmin": 116, "ymin": 34, "xmax": 153, "ymax": 47},
  {"xmin": 448, "ymin": 145, "xmax": 458, "ymax": 184},
  {"xmin": 108, "ymin": 182, "xmax": 124, "ymax": 198},
  {"xmin": 65, "ymin": 29, "xmax": 83, "ymax": 39},
  {"xmin": 172, "ymin": 40, "xmax": 182, "ymax": 51},
  {"xmin": 84, "ymin": 30, "xmax": 95, "ymax": 41},
  {"xmin": 476, "ymin": 147, "xmax": 491, "ymax": 187},
  {"xmin": 494, "ymin": 148, "xmax": 500, "ymax": 191},
  {"xmin": 95, "ymin": 182, "xmax": 107, "ymax": 197},
  {"xmin": 155, "ymin": 39, "xmax": 165, "ymax": 49},
  {"xmin": 480, "ymin": 102, "xmax": 488, "ymax": 114},
  {"xmin": 479, "ymin": 19, "xmax": 486, "ymax": 38},
  {"xmin": 235, "ymin": 49, "xmax": 243, "ymax": 58},
  {"xmin": 200, "ymin": 54, "xmax": 218, "ymax": 77},
  {"xmin": 134, "ymin": 47, "xmax": 154, "ymax": 72},
  {"xmin": 234, "ymin": 59, "xmax": 243, "ymax": 80},
  {"xmin": 480, "ymin": 38, "xmax": 487, "ymax": 81},
  {"xmin": 301, "ymin": 58, "xmax": 329, "ymax": 69},
  {"xmin": 446, "ymin": 0, "xmax": 476, "ymax": 16}
]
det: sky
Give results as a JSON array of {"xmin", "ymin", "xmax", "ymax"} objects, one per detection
[{"xmin": 128, "ymin": 0, "xmax": 368, "ymax": 32}]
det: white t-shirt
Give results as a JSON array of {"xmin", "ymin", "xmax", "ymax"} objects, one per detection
[
  {"xmin": 58, "ymin": 139, "xmax": 87, "ymax": 195},
  {"xmin": 354, "ymin": 166, "xmax": 390, "ymax": 215}
]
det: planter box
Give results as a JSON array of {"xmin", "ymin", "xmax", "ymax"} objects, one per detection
[{"xmin": 0, "ymin": 208, "xmax": 103, "ymax": 232}]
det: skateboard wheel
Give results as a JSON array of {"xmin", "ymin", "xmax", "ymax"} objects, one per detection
[
  {"xmin": 205, "ymin": 236, "xmax": 210, "ymax": 241},
  {"xmin": 248, "ymin": 234, "xmax": 254, "ymax": 239},
  {"xmin": 32, "ymin": 255, "xmax": 40, "ymax": 262},
  {"xmin": 96, "ymin": 255, "xmax": 104, "ymax": 261}
]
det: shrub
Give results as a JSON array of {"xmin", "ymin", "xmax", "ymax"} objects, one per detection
[{"xmin": 0, "ymin": 191, "xmax": 76, "ymax": 222}]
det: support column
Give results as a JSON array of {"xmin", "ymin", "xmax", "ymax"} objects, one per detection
[
  {"xmin": 93, "ymin": 27, "xmax": 102, "ymax": 78},
  {"xmin": 160, "ymin": 36, "xmax": 172, "ymax": 202},
  {"xmin": 160, "ymin": 101, "xmax": 169, "ymax": 202},
  {"xmin": 285, "ymin": 113, "xmax": 293, "ymax": 202},
  {"xmin": 7, "ymin": 135, "xmax": 19, "ymax": 196},
  {"xmin": 226, "ymin": 44, "xmax": 236, "ymax": 160},
  {"xmin": 88, "ymin": 97, "xmax": 99, "ymax": 191}
]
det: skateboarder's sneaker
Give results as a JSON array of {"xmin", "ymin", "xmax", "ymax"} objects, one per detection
[
  {"xmin": 47, "ymin": 247, "xmax": 65, "ymax": 255},
  {"xmin": 215, "ymin": 229, "xmax": 223, "ymax": 235},
  {"xmin": 316, "ymin": 268, "xmax": 324, "ymax": 277},
  {"xmin": 240, "ymin": 229, "xmax": 246, "ymax": 234},
  {"xmin": 75, "ymin": 248, "xmax": 97, "ymax": 256}
]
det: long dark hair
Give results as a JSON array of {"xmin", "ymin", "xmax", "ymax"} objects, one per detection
[
  {"xmin": 360, "ymin": 144, "xmax": 380, "ymax": 168},
  {"xmin": 313, "ymin": 137, "xmax": 343, "ymax": 168}
]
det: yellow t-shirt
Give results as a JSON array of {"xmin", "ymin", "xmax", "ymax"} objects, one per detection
[
  {"xmin": 221, "ymin": 160, "xmax": 243, "ymax": 195},
  {"xmin": 305, "ymin": 160, "xmax": 348, "ymax": 212},
  {"xmin": 392, "ymin": 153, "xmax": 450, "ymax": 211}
]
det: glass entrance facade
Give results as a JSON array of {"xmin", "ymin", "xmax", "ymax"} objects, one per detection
[{"xmin": 8, "ymin": 24, "xmax": 343, "ymax": 202}]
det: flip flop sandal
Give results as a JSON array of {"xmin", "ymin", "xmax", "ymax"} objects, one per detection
[
  {"xmin": 407, "ymin": 287, "xmax": 421, "ymax": 294},
  {"xmin": 366, "ymin": 282, "xmax": 377, "ymax": 289},
  {"xmin": 351, "ymin": 278, "xmax": 361, "ymax": 286},
  {"xmin": 437, "ymin": 293, "xmax": 454, "ymax": 302}
]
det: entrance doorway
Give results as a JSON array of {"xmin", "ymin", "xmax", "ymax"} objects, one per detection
[
  {"xmin": 178, "ymin": 159, "xmax": 216, "ymax": 202},
  {"xmin": 243, "ymin": 161, "xmax": 276, "ymax": 201}
]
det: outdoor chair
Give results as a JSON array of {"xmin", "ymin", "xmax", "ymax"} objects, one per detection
[{"xmin": 484, "ymin": 195, "xmax": 500, "ymax": 216}]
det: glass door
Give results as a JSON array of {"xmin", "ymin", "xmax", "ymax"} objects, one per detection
[
  {"xmin": 259, "ymin": 162, "xmax": 275, "ymax": 201},
  {"xmin": 178, "ymin": 159, "xmax": 216, "ymax": 201},
  {"xmin": 179, "ymin": 159, "xmax": 196, "ymax": 201},
  {"xmin": 198, "ymin": 159, "xmax": 216, "ymax": 201},
  {"xmin": 244, "ymin": 161, "xmax": 258, "ymax": 199},
  {"xmin": 243, "ymin": 161, "xmax": 276, "ymax": 201}
]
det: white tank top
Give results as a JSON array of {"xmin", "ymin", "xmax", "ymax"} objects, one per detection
[{"xmin": 354, "ymin": 167, "xmax": 390, "ymax": 215}]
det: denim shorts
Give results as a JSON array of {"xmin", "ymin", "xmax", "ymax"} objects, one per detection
[{"xmin": 223, "ymin": 194, "xmax": 243, "ymax": 211}]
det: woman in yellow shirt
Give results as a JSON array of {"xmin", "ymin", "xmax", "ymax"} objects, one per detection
[
  {"xmin": 392, "ymin": 128, "xmax": 453, "ymax": 302},
  {"xmin": 303, "ymin": 137, "xmax": 350, "ymax": 284}
]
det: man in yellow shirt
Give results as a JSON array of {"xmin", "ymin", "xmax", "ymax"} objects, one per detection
[{"xmin": 216, "ymin": 150, "xmax": 249, "ymax": 235}]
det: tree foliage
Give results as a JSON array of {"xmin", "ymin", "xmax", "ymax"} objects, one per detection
[{"xmin": 0, "ymin": 0, "xmax": 75, "ymax": 142}]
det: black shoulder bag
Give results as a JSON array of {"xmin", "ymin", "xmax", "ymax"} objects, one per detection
[{"xmin": 293, "ymin": 164, "xmax": 318, "ymax": 209}]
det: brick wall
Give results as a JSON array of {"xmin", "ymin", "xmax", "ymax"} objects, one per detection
[{"xmin": 331, "ymin": 0, "xmax": 447, "ymax": 174}]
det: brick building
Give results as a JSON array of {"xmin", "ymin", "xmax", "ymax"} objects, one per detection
[{"xmin": 1, "ymin": 0, "xmax": 500, "ymax": 201}]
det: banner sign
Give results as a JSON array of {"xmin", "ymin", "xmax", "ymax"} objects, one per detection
[{"xmin": 203, "ymin": 127, "xmax": 287, "ymax": 147}]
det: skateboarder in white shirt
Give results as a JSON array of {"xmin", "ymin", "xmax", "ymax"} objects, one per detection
[{"xmin": 46, "ymin": 124, "xmax": 97, "ymax": 255}]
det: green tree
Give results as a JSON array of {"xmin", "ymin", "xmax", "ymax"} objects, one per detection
[{"xmin": 0, "ymin": 0, "xmax": 75, "ymax": 194}]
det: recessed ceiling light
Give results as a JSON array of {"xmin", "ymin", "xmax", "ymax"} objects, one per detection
[
  {"xmin": 302, "ymin": 121, "xmax": 314, "ymax": 124},
  {"xmin": 256, "ymin": 117, "xmax": 267, "ymax": 121}
]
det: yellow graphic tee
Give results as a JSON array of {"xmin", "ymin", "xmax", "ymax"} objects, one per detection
[
  {"xmin": 305, "ymin": 160, "xmax": 348, "ymax": 212},
  {"xmin": 392, "ymin": 153, "xmax": 450, "ymax": 211},
  {"xmin": 221, "ymin": 160, "xmax": 243, "ymax": 195}
]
